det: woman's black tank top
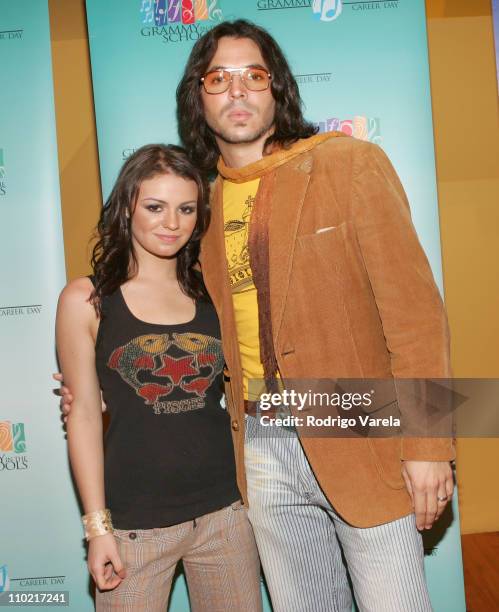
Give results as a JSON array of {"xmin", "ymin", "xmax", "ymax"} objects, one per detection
[{"xmin": 93, "ymin": 282, "xmax": 239, "ymax": 529}]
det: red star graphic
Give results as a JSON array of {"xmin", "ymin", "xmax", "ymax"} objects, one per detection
[{"xmin": 153, "ymin": 354, "xmax": 199, "ymax": 385}]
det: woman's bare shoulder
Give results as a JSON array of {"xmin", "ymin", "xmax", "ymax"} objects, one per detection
[{"xmin": 57, "ymin": 277, "xmax": 95, "ymax": 317}]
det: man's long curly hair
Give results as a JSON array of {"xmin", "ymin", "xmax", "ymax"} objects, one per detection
[
  {"xmin": 176, "ymin": 19, "xmax": 317, "ymax": 173},
  {"xmin": 90, "ymin": 144, "xmax": 209, "ymax": 314}
]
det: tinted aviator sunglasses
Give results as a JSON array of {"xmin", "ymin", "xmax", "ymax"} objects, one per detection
[{"xmin": 200, "ymin": 67, "xmax": 272, "ymax": 94}]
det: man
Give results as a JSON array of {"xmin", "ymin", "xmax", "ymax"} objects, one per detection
[
  {"xmin": 176, "ymin": 19, "xmax": 454, "ymax": 612},
  {"xmin": 61, "ymin": 19, "xmax": 454, "ymax": 612}
]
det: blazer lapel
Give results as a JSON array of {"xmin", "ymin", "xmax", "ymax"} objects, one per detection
[
  {"xmin": 269, "ymin": 154, "xmax": 312, "ymax": 345},
  {"xmin": 202, "ymin": 155, "xmax": 312, "ymax": 377}
]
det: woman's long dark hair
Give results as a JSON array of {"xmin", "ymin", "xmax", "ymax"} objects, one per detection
[
  {"xmin": 176, "ymin": 19, "xmax": 318, "ymax": 173},
  {"xmin": 90, "ymin": 144, "xmax": 209, "ymax": 314}
]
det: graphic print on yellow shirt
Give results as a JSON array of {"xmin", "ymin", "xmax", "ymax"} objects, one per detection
[
  {"xmin": 223, "ymin": 178, "xmax": 266, "ymax": 400},
  {"xmin": 224, "ymin": 179, "xmax": 259, "ymax": 293}
]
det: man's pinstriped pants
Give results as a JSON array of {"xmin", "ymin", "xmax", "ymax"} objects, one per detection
[{"xmin": 244, "ymin": 415, "xmax": 433, "ymax": 612}]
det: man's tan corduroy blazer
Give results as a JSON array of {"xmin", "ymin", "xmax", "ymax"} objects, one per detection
[{"xmin": 201, "ymin": 136, "xmax": 455, "ymax": 528}]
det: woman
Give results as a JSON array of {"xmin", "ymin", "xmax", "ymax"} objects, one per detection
[{"xmin": 56, "ymin": 144, "xmax": 262, "ymax": 611}]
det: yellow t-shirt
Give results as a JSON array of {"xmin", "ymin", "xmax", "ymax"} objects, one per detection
[{"xmin": 223, "ymin": 178, "xmax": 266, "ymax": 400}]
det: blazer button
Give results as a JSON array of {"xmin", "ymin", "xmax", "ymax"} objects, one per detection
[{"xmin": 231, "ymin": 419, "xmax": 240, "ymax": 431}]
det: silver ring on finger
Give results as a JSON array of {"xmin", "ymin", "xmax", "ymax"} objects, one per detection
[{"xmin": 437, "ymin": 495, "xmax": 448, "ymax": 503}]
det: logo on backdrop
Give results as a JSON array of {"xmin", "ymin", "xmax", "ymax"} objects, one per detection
[
  {"xmin": 0, "ymin": 149, "xmax": 6, "ymax": 197},
  {"xmin": 0, "ymin": 28, "xmax": 23, "ymax": 41},
  {"xmin": 295, "ymin": 72, "xmax": 332, "ymax": 85},
  {"xmin": 312, "ymin": 0, "xmax": 342, "ymax": 21},
  {"xmin": 314, "ymin": 115, "xmax": 381, "ymax": 144},
  {"xmin": 0, "ymin": 304, "xmax": 42, "ymax": 317},
  {"xmin": 0, "ymin": 565, "xmax": 67, "ymax": 590},
  {"xmin": 122, "ymin": 148, "xmax": 138, "ymax": 160},
  {"xmin": 0, "ymin": 422, "xmax": 28, "ymax": 471},
  {"xmin": 140, "ymin": 0, "xmax": 223, "ymax": 43},
  {"xmin": 349, "ymin": 0, "xmax": 399, "ymax": 12},
  {"xmin": 256, "ymin": 0, "xmax": 399, "ymax": 21}
]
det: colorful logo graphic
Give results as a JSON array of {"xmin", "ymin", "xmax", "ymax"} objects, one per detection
[
  {"xmin": 140, "ymin": 0, "xmax": 222, "ymax": 26},
  {"xmin": 108, "ymin": 331, "xmax": 224, "ymax": 414},
  {"xmin": 312, "ymin": 0, "xmax": 342, "ymax": 21},
  {"xmin": 0, "ymin": 422, "xmax": 26, "ymax": 454},
  {"xmin": 315, "ymin": 115, "xmax": 381, "ymax": 144},
  {"xmin": 0, "ymin": 422, "xmax": 28, "ymax": 471},
  {"xmin": 0, "ymin": 565, "xmax": 9, "ymax": 593}
]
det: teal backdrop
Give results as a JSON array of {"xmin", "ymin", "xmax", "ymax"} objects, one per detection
[
  {"xmin": 0, "ymin": 0, "xmax": 92, "ymax": 610},
  {"xmin": 0, "ymin": 0, "xmax": 466, "ymax": 610},
  {"xmin": 85, "ymin": 2, "xmax": 466, "ymax": 611},
  {"xmin": 85, "ymin": 2, "xmax": 467, "ymax": 610}
]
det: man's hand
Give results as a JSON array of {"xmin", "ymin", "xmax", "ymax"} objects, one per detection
[
  {"xmin": 53, "ymin": 373, "xmax": 106, "ymax": 422},
  {"xmin": 53, "ymin": 373, "xmax": 73, "ymax": 422},
  {"xmin": 401, "ymin": 460, "xmax": 454, "ymax": 531}
]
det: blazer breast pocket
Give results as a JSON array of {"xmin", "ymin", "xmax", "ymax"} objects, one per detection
[
  {"xmin": 295, "ymin": 222, "xmax": 349, "ymax": 272},
  {"xmin": 296, "ymin": 222, "xmax": 349, "ymax": 258},
  {"xmin": 297, "ymin": 221, "xmax": 347, "ymax": 242}
]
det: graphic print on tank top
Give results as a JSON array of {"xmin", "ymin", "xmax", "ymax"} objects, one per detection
[{"xmin": 107, "ymin": 331, "xmax": 223, "ymax": 415}]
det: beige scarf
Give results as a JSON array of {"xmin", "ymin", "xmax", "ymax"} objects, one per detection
[{"xmin": 217, "ymin": 132, "xmax": 346, "ymax": 388}]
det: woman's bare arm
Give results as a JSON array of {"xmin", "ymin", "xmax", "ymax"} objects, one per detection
[
  {"xmin": 56, "ymin": 277, "xmax": 104, "ymax": 513},
  {"xmin": 56, "ymin": 277, "xmax": 125, "ymax": 590}
]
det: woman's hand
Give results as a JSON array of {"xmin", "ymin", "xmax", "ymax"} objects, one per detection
[{"xmin": 88, "ymin": 533, "xmax": 126, "ymax": 591}]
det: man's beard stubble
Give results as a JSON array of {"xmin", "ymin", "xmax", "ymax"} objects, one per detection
[{"xmin": 206, "ymin": 102, "xmax": 275, "ymax": 145}]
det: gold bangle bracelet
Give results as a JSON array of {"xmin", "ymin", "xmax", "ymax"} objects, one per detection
[{"xmin": 82, "ymin": 509, "xmax": 113, "ymax": 541}]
